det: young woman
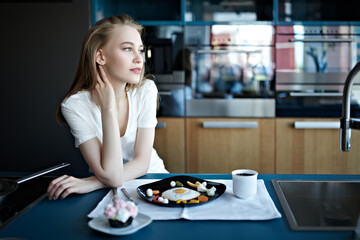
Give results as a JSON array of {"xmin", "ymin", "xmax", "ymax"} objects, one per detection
[{"xmin": 47, "ymin": 15, "xmax": 168, "ymax": 200}]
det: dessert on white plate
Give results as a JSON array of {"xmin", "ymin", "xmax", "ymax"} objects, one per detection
[{"xmin": 104, "ymin": 199, "xmax": 138, "ymax": 228}]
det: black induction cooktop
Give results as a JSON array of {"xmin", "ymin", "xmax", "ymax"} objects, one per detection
[{"xmin": 0, "ymin": 175, "xmax": 55, "ymax": 230}]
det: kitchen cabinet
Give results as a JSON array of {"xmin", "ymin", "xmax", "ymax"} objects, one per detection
[
  {"xmin": 91, "ymin": 0, "xmax": 360, "ymax": 27},
  {"xmin": 185, "ymin": 0, "xmax": 273, "ymax": 23},
  {"xmin": 277, "ymin": 0, "xmax": 360, "ymax": 24},
  {"xmin": 186, "ymin": 118, "xmax": 275, "ymax": 174},
  {"xmin": 276, "ymin": 118, "xmax": 360, "ymax": 174},
  {"xmin": 91, "ymin": 0, "xmax": 183, "ymax": 25},
  {"xmin": 154, "ymin": 117, "xmax": 186, "ymax": 173}
]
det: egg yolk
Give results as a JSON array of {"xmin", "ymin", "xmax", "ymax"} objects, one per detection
[{"xmin": 174, "ymin": 188, "xmax": 187, "ymax": 194}]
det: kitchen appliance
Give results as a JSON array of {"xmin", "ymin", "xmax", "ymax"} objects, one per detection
[
  {"xmin": 0, "ymin": 162, "xmax": 69, "ymax": 204},
  {"xmin": 277, "ymin": 0, "xmax": 360, "ymax": 22},
  {"xmin": 0, "ymin": 163, "xmax": 69, "ymax": 229},
  {"xmin": 0, "ymin": 176, "xmax": 54, "ymax": 230},
  {"xmin": 143, "ymin": 26, "xmax": 185, "ymax": 117},
  {"xmin": 184, "ymin": 25, "xmax": 275, "ymax": 117},
  {"xmin": 272, "ymin": 179, "xmax": 360, "ymax": 231},
  {"xmin": 276, "ymin": 25, "xmax": 360, "ymax": 117},
  {"xmin": 185, "ymin": 0, "xmax": 273, "ymax": 22}
]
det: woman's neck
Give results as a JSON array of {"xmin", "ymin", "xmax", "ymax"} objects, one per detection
[{"xmin": 112, "ymin": 81, "xmax": 128, "ymax": 103}]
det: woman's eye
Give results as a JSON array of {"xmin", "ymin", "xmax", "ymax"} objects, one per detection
[{"xmin": 124, "ymin": 47, "xmax": 132, "ymax": 52}]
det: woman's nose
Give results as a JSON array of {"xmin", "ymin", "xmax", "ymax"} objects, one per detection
[{"xmin": 133, "ymin": 52, "xmax": 143, "ymax": 63}]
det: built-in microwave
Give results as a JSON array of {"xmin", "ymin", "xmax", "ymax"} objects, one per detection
[
  {"xmin": 275, "ymin": 25, "xmax": 360, "ymax": 117},
  {"xmin": 184, "ymin": 25, "xmax": 276, "ymax": 117}
]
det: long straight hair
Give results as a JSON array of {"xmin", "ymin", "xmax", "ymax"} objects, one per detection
[{"xmin": 56, "ymin": 15, "xmax": 145, "ymax": 123}]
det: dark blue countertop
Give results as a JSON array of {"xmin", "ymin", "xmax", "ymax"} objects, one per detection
[{"xmin": 0, "ymin": 173, "xmax": 358, "ymax": 240}]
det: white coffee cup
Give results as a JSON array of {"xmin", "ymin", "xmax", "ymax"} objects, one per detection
[{"xmin": 232, "ymin": 169, "xmax": 258, "ymax": 199}]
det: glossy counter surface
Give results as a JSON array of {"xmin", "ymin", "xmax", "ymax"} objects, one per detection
[{"xmin": 0, "ymin": 173, "xmax": 358, "ymax": 240}]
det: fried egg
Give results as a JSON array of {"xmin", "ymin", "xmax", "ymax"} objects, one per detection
[{"xmin": 161, "ymin": 187, "xmax": 200, "ymax": 201}]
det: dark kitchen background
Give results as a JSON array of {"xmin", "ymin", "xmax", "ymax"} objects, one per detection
[{"xmin": 0, "ymin": 0, "xmax": 90, "ymax": 172}]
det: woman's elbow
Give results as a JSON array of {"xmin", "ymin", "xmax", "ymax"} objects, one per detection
[
  {"xmin": 107, "ymin": 178, "xmax": 124, "ymax": 188},
  {"xmin": 141, "ymin": 167, "xmax": 148, "ymax": 177},
  {"xmin": 108, "ymin": 181, "xmax": 124, "ymax": 188},
  {"xmin": 138, "ymin": 162, "xmax": 149, "ymax": 177},
  {"xmin": 97, "ymin": 174, "xmax": 124, "ymax": 188}
]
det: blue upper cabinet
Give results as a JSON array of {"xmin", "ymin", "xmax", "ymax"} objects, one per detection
[
  {"xmin": 92, "ymin": 0, "xmax": 360, "ymax": 26},
  {"xmin": 276, "ymin": 0, "xmax": 360, "ymax": 25},
  {"xmin": 92, "ymin": 0, "xmax": 183, "ymax": 25},
  {"xmin": 185, "ymin": 0, "xmax": 274, "ymax": 25},
  {"xmin": 91, "ymin": 0, "xmax": 274, "ymax": 26}
]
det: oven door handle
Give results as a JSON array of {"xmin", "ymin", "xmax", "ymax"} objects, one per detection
[
  {"xmin": 289, "ymin": 38, "xmax": 355, "ymax": 43},
  {"xmin": 289, "ymin": 92, "xmax": 343, "ymax": 97},
  {"xmin": 202, "ymin": 121, "xmax": 258, "ymax": 129},
  {"xmin": 196, "ymin": 49, "xmax": 261, "ymax": 54},
  {"xmin": 158, "ymin": 91, "xmax": 172, "ymax": 96},
  {"xmin": 294, "ymin": 121, "xmax": 340, "ymax": 129}
]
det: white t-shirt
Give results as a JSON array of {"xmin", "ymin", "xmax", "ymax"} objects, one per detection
[{"xmin": 61, "ymin": 80, "xmax": 168, "ymax": 173}]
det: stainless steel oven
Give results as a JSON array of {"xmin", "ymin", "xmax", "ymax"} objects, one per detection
[
  {"xmin": 184, "ymin": 25, "xmax": 275, "ymax": 117},
  {"xmin": 275, "ymin": 25, "xmax": 360, "ymax": 117},
  {"xmin": 144, "ymin": 26, "xmax": 185, "ymax": 117}
]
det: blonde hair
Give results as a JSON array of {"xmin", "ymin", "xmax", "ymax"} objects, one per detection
[{"xmin": 56, "ymin": 15, "xmax": 145, "ymax": 123}]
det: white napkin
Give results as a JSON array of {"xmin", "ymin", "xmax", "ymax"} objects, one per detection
[{"xmin": 88, "ymin": 179, "xmax": 282, "ymax": 221}]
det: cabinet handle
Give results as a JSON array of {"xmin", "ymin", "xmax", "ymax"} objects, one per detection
[
  {"xmin": 202, "ymin": 121, "xmax": 258, "ymax": 129},
  {"xmin": 289, "ymin": 38, "xmax": 354, "ymax": 43},
  {"xmin": 289, "ymin": 92, "xmax": 342, "ymax": 97},
  {"xmin": 156, "ymin": 122, "xmax": 166, "ymax": 129},
  {"xmin": 294, "ymin": 121, "xmax": 340, "ymax": 129},
  {"xmin": 158, "ymin": 91, "xmax": 172, "ymax": 96},
  {"xmin": 197, "ymin": 49, "xmax": 261, "ymax": 54}
]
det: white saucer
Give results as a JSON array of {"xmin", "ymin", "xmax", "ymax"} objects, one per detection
[{"xmin": 88, "ymin": 213, "xmax": 152, "ymax": 235}]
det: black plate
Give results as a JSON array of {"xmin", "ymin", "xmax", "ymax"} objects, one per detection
[{"xmin": 137, "ymin": 175, "xmax": 226, "ymax": 207}]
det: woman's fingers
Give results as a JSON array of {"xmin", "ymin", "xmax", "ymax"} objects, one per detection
[
  {"xmin": 91, "ymin": 65, "xmax": 116, "ymax": 111},
  {"xmin": 96, "ymin": 66, "xmax": 105, "ymax": 87},
  {"xmin": 53, "ymin": 180, "xmax": 77, "ymax": 200},
  {"xmin": 47, "ymin": 176, "xmax": 104, "ymax": 200},
  {"xmin": 47, "ymin": 175, "xmax": 75, "ymax": 200},
  {"xmin": 98, "ymin": 65, "xmax": 110, "ymax": 84},
  {"xmin": 58, "ymin": 186, "xmax": 77, "ymax": 199},
  {"xmin": 47, "ymin": 175, "xmax": 68, "ymax": 193}
]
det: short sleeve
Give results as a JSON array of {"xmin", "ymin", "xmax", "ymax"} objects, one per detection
[
  {"xmin": 138, "ymin": 80, "xmax": 158, "ymax": 128},
  {"xmin": 61, "ymin": 100, "xmax": 97, "ymax": 148}
]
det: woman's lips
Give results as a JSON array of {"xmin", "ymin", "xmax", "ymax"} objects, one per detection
[{"xmin": 130, "ymin": 68, "xmax": 142, "ymax": 74}]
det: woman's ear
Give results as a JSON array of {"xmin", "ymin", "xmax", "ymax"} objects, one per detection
[{"xmin": 96, "ymin": 49, "xmax": 106, "ymax": 65}]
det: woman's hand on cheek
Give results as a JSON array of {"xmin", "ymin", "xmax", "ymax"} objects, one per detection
[
  {"xmin": 91, "ymin": 65, "xmax": 116, "ymax": 112},
  {"xmin": 47, "ymin": 175, "xmax": 95, "ymax": 200}
]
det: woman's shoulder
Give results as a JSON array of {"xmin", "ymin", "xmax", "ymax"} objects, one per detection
[
  {"xmin": 61, "ymin": 90, "xmax": 92, "ymax": 109},
  {"xmin": 136, "ymin": 79, "xmax": 157, "ymax": 94}
]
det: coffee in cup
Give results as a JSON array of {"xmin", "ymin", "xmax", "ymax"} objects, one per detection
[{"xmin": 231, "ymin": 169, "xmax": 258, "ymax": 199}]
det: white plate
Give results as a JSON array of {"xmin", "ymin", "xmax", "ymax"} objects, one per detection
[{"xmin": 88, "ymin": 213, "xmax": 152, "ymax": 235}]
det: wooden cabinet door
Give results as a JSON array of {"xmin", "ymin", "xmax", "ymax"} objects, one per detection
[
  {"xmin": 154, "ymin": 117, "xmax": 185, "ymax": 173},
  {"xmin": 186, "ymin": 118, "xmax": 275, "ymax": 174},
  {"xmin": 276, "ymin": 118, "xmax": 360, "ymax": 174}
]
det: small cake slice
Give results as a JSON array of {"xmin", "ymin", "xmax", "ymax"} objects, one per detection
[{"xmin": 104, "ymin": 199, "xmax": 138, "ymax": 228}]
